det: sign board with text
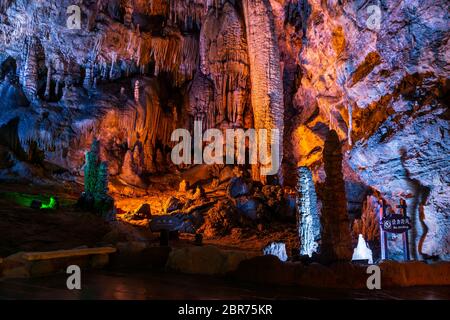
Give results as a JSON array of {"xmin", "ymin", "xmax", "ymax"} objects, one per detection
[{"xmin": 381, "ymin": 214, "xmax": 412, "ymax": 234}]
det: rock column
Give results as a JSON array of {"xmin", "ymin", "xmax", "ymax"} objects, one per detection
[
  {"xmin": 242, "ymin": 0, "xmax": 285, "ymax": 184},
  {"xmin": 297, "ymin": 166, "xmax": 321, "ymax": 257},
  {"xmin": 320, "ymin": 130, "xmax": 352, "ymax": 262}
]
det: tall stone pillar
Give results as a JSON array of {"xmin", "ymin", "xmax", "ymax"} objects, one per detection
[
  {"xmin": 320, "ymin": 130, "xmax": 352, "ymax": 263},
  {"xmin": 297, "ymin": 166, "xmax": 321, "ymax": 257},
  {"xmin": 242, "ymin": 0, "xmax": 284, "ymax": 184}
]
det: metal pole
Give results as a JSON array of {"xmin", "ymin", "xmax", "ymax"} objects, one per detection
[
  {"xmin": 379, "ymin": 199, "xmax": 387, "ymax": 260},
  {"xmin": 399, "ymin": 199, "xmax": 410, "ymax": 261}
]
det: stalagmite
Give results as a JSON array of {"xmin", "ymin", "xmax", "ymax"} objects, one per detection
[
  {"xmin": 242, "ymin": 0, "xmax": 284, "ymax": 183},
  {"xmin": 296, "ymin": 167, "xmax": 321, "ymax": 257},
  {"xmin": 120, "ymin": 150, "xmax": 145, "ymax": 188},
  {"xmin": 263, "ymin": 242, "xmax": 288, "ymax": 262},
  {"xmin": 352, "ymin": 234, "xmax": 373, "ymax": 264},
  {"xmin": 132, "ymin": 143, "xmax": 144, "ymax": 175},
  {"xmin": 320, "ymin": 130, "xmax": 353, "ymax": 263}
]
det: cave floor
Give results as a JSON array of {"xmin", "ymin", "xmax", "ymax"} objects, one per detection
[
  {"xmin": 0, "ymin": 180, "xmax": 298, "ymax": 257},
  {"xmin": 0, "ymin": 183, "xmax": 111, "ymax": 257},
  {"xmin": 1, "ymin": 269, "xmax": 449, "ymax": 300}
]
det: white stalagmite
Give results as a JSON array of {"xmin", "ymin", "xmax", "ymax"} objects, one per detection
[
  {"xmin": 352, "ymin": 234, "xmax": 373, "ymax": 264},
  {"xmin": 263, "ymin": 242, "xmax": 288, "ymax": 262},
  {"xmin": 297, "ymin": 166, "xmax": 321, "ymax": 257}
]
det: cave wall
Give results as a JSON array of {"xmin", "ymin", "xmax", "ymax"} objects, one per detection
[
  {"xmin": 286, "ymin": 0, "xmax": 449, "ymax": 260},
  {"xmin": 0, "ymin": 0, "xmax": 448, "ymax": 259}
]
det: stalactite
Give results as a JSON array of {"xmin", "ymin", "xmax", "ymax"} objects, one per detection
[
  {"xmin": 54, "ymin": 79, "xmax": 60, "ymax": 98},
  {"xmin": 150, "ymin": 35, "xmax": 198, "ymax": 85},
  {"xmin": 136, "ymin": 36, "xmax": 142, "ymax": 66},
  {"xmin": 92, "ymin": 35, "xmax": 103, "ymax": 61},
  {"xmin": 112, "ymin": 79, "xmax": 178, "ymax": 172},
  {"xmin": 199, "ymin": 2, "xmax": 250, "ymax": 129},
  {"xmin": 145, "ymin": 0, "xmax": 169, "ymax": 17},
  {"xmin": 187, "ymin": 73, "xmax": 214, "ymax": 130},
  {"xmin": 101, "ymin": 60, "xmax": 108, "ymax": 79},
  {"xmin": 242, "ymin": 0, "xmax": 285, "ymax": 183},
  {"xmin": 123, "ymin": 0, "xmax": 134, "ymax": 28},
  {"xmin": 348, "ymin": 104, "xmax": 353, "ymax": 146},
  {"xmin": 165, "ymin": 0, "xmax": 227, "ymax": 29},
  {"xmin": 83, "ymin": 62, "xmax": 92, "ymax": 90},
  {"xmin": 134, "ymin": 80, "xmax": 140, "ymax": 103},
  {"xmin": 21, "ymin": 36, "xmax": 39, "ymax": 100},
  {"xmin": 44, "ymin": 60, "xmax": 52, "ymax": 99},
  {"xmin": 109, "ymin": 52, "xmax": 117, "ymax": 79}
]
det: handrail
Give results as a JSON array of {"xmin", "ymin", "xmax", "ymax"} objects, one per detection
[{"xmin": 21, "ymin": 247, "xmax": 116, "ymax": 261}]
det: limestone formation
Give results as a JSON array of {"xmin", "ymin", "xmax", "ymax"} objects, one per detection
[
  {"xmin": 120, "ymin": 150, "xmax": 145, "ymax": 188},
  {"xmin": 263, "ymin": 242, "xmax": 288, "ymax": 262},
  {"xmin": 320, "ymin": 130, "xmax": 352, "ymax": 262},
  {"xmin": 199, "ymin": 2, "xmax": 250, "ymax": 128},
  {"xmin": 296, "ymin": 167, "xmax": 320, "ymax": 257},
  {"xmin": 44, "ymin": 60, "xmax": 52, "ymax": 99},
  {"xmin": 83, "ymin": 63, "xmax": 93, "ymax": 90},
  {"xmin": 134, "ymin": 80, "xmax": 140, "ymax": 103},
  {"xmin": 123, "ymin": 0, "xmax": 134, "ymax": 28},
  {"xmin": 21, "ymin": 37, "xmax": 39, "ymax": 100},
  {"xmin": 242, "ymin": 0, "xmax": 285, "ymax": 183},
  {"xmin": 0, "ymin": 0, "xmax": 448, "ymax": 261}
]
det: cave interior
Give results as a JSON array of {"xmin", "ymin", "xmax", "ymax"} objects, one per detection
[{"xmin": 0, "ymin": 0, "xmax": 449, "ymax": 283}]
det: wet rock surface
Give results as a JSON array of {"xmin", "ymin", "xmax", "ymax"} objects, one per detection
[{"xmin": 2, "ymin": 269, "xmax": 450, "ymax": 300}]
